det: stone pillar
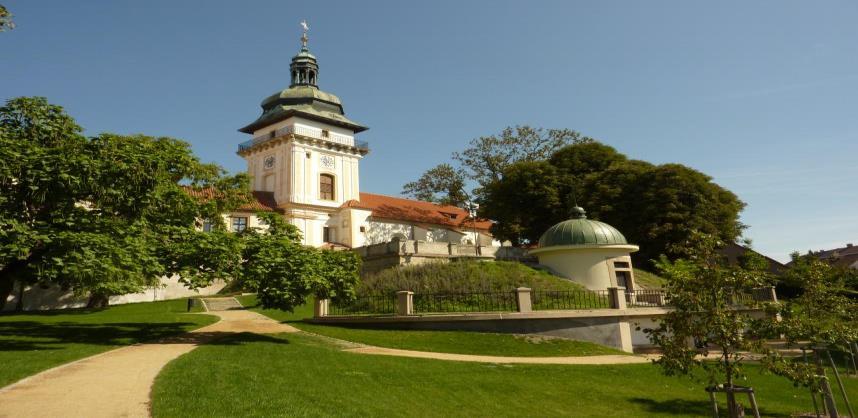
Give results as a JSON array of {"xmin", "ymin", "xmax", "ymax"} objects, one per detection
[
  {"xmin": 616, "ymin": 320, "xmax": 634, "ymax": 353},
  {"xmin": 314, "ymin": 298, "xmax": 329, "ymax": 318},
  {"xmin": 515, "ymin": 287, "xmax": 532, "ymax": 313},
  {"xmin": 608, "ymin": 287, "xmax": 627, "ymax": 309},
  {"xmin": 767, "ymin": 286, "xmax": 778, "ymax": 303},
  {"xmin": 396, "ymin": 291, "xmax": 414, "ymax": 316}
]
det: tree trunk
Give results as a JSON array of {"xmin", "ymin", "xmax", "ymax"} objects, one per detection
[
  {"xmin": 86, "ymin": 293, "xmax": 110, "ymax": 308},
  {"xmin": 0, "ymin": 276, "xmax": 14, "ymax": 312},
  {"xmin": 15, "ymin": 281, "xmax": 25, "ymax": 312}
]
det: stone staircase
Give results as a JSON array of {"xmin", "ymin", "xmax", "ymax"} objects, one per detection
[{"xmin": 201, "ymin": 297, "xmax": 243, "ymax": 311}]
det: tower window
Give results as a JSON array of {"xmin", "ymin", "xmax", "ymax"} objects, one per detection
[
  {"xmin": 319, "ymin": 174, "xmax": 335, "ymax": 200},
  {"xmin": 323, "ymin": 226, "xmax": 332, "ymax": 243},
  {"xmin": 321, "ymin": 129, "xmax": 330, "ymax": 138},
  {"xmin": 269, "ymin": 130, "xmax": 276, "ymax": 139}
]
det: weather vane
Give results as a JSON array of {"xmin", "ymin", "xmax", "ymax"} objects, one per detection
[{"xmin": 300, "ymin": 20, "xmax": 309, "ymax": 48}]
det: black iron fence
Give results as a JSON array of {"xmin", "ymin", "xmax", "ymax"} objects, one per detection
[
  {"xmin": 413, "ymin": 292, "xmax": 517, "ymax": 314},
  {"xmin": 532, "ymin": 290, "xmax": 611, "ymax": 310},
  {"xmin": 329, "ymin": 294, "xmax": 395, "ymax": 316}
]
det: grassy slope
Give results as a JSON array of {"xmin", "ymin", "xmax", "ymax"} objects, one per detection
[
  {"xmin": 237, "ymin": 295, "xmax": 625, "ymax": 357},
  {"xmin": 0, "ymin": 299, "xmax": 217, "ymax": 387},
  {"xmin": 359, "ymin": 261, "xmax": 586, "ymax": 295},
  {"xmin": 633, "ymin": 268, "xmax": 666, "ymax": 289},
  {"xmin": 152, "ymin": 331, "xmax": 858, "ymax": 418}
]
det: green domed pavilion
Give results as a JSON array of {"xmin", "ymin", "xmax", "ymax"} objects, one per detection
[{"xmin": 529, "ymin": 206, "xmax": 639, "ymax": 290}]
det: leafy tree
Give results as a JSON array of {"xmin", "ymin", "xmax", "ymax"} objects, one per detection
[
  {"xmin": 480, "ymin": 161, "xmax": 565, "ymax": 245},
  {"xmin": 0, "ymin": 97, "xmax": 250, "ymax": 308},
  {"xmin": 549, "ymin": 141, "xmax": 628, "ymax": 181},
  {"xmin": 758, "ymin": 253, "xmax": 858, "ymax": 414},
  {"xmin": 480, "ymin": 140, "xmax": 744, "ymax": 266},
  {"xmin": 453, "ymin": 125, "xmax": 589, "ymax": 190},
  {"xmin": 401, "ymin": 163, "xmax": 468, "ymax": 206},
  {"xmin": 0, "ymin": 5, "xmax": 13, "ymax": 32},
  {"xmin": 239, "ymin": 212, "xmax": 361, "ymax": 311},
  {"xmin": 644, "ymin": 233, "xmax": 773, "ymax": 417}
]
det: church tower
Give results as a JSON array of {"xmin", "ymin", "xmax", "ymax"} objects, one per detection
[{"xmin": 237, "ymin": 22, "xmax": 369, "ymax": 246}]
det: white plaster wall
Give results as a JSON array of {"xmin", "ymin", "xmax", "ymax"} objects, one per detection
[
  {"xmin": 365, "ymin": 220, "xmax": 413, "ymax": 245},
  {"xmin": 531, "ymin": 246, "xmax": 637, "ymax": 290},
  {"xmin": 2, "ymin": 276, "xmax": 227, "ymax": 312}
]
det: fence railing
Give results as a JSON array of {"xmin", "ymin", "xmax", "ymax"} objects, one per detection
[
  {"xmin": 532, "ymin": 290, "xmax": 612, "ymax": 310},
  {"xmin": 413, "ymin": 292, "xmax": 517, "ymax": 314},
  {"xmin": 626, "ymin": 289, "xmax": 668, "ymax": 307},
  {"xmin": 320, "ymin": 286, "xmax": 778, "ymax": 317},
  {"xmin": 328, "ymin": 294, "xmax": 395, "ymax": 316}
]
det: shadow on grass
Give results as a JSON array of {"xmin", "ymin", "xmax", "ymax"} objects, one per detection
[
  {"xmin": 628, "ymin": 397, "xmax": 784, "ymax": 417},
  {"xmin": 0, "ymin": 319, "xmax": 291, "ymax": 352},
  {"xmin": 0, "ymin": 321, "xmax": 202, "ymax": 351}
]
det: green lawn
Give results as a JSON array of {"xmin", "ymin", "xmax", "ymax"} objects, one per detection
[
  {"xmin": 152, "ymin": 331, "xmax": 858, "ymax": 418},
  {"xmin": 237, "ymin": 294, "xmax": 626, "ymax": 357},
  {"xmin": 0, "ymin": 299, "xmax": 217, "ymax": 388}
]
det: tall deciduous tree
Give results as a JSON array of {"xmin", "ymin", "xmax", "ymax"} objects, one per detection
[
  {"xmin": 480, "ymin": 141, "xmax": 745, "ymax": 266},
  {"xmin": 0, "ymin": 97, "xmax": 250, "ymax": 308},
  {"xmin": 401, "ymin": 163, "xmax": 468, "ymax": 207},
  {"xmin": 453, "ymin": 125, "xmax": 589, "ymax": 190}
]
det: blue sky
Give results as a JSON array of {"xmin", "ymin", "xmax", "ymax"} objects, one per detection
[{"xmin": 2, "ymin": 1, "xmax": 857, "ymax": 262}]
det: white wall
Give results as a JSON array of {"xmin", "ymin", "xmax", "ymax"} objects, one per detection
[
  {"xmin": 2, "ymin": 276, "xmax": 227, "ymax": 312},
  {"xmin": 530, "ymin": 246, "xmax": 638, "ymax": 290}
]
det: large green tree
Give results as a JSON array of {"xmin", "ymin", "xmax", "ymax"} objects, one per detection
[
  {"xmin": 481, "ymin": 141, "xmax": 744, "ymax": 267},
  {"xmin": 0, "ymin": 97, "xmax": 244, "ymax": 308}
]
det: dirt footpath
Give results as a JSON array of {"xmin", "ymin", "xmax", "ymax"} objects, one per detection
[{"xmin": 0, "ymin": 310, "xmax": 297, "ymax": 418}]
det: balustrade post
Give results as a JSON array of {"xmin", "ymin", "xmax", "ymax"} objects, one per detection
[
  {"xmin": 608, "ymin": 287, "xmax": 627, "ymax": 309},
  {"xmin": 396, "ymin": 291, "xmax": 414, "ymax": 316},
  {"xmin": 767, "ymin": 286, "xmax": 778, "ymax": 303},
  {"xmin": 314, "ymin": 298, "xmax": 329, "ymax": 318},
  {"xmin": 515, "ymin": 287, "xmax": 532, "ymax": 313}
]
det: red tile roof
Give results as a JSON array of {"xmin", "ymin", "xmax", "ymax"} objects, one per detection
[
  {"xmin": 183, "ymin": 187, "xmax": 279, "ymax": 212},
  {"xmin": 342, "ymin": 192, "xmax": 493, "ymax": 232}
]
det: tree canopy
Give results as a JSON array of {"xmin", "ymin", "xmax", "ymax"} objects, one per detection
[
  {"xmin": 0, "ymin": 5, "xmax": 13, "ymax": 32},
  {"xmin": 401, "ymin": 163, "xmax": 468, "ymax": 207},
  {"xmin": 481, "ymin": 140, "xmax": 745, "ymax": 266}
]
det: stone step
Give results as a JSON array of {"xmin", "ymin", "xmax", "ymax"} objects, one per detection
[{"xmin": 201, "ymin": 297, "xmax": 243, "ymax": 311}]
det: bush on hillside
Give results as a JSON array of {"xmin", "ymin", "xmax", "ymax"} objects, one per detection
[{"xmin": 357, "ymin": 261, "xmax": 584, "ymax": 295}]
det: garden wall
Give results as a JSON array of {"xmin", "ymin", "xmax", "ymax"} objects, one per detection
[{"xmin": 2, "ymin": 275, "xmax": 226, "ymax": 312}]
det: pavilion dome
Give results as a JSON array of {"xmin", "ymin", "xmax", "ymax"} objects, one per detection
[{"xmin": 537, "ymin": 206, "xmax": 629, "ymax": 247}]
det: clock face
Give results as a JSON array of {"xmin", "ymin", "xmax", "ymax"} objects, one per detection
[
  {"xmin": 320, "ymin": 155, "xmax": 335, "ymax": 169},
  {"xmin": 263, "ymin": 156, "xmax": 275, "ymax": 170}
]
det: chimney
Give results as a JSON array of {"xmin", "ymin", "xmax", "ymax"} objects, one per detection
[{"xmin": 848, "ymin": 243, "xmax": 854, "ymax": 248}]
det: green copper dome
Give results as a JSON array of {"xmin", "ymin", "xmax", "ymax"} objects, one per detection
[{"xmin": 537, "ymin": 206, "xmax": 629, "ymax": 247}]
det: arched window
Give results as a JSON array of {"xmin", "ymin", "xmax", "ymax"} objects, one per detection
[{"xmin": 319, "ymin": 174, "xmax": 334, "ymax": 200}]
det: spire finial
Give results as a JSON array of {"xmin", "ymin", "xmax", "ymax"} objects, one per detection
[{"xmin": 300, "ymin": 20, "xmax": 309, "ymax": 49}]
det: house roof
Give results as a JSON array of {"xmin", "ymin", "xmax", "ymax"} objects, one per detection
[
  {"xmin": 183, "ymin": 187, "xmax": 279, "ymax": 213},
  {"xmin": 341, "ymin": 192, "xmax": 493, "ymax": 232},
  {"xmin": 720, "ymin": 242, "xmax": 787, "ymax": 274},
  {"xmin": 809, "ymin": 244, "xmax": 858, "ymax": 269}
]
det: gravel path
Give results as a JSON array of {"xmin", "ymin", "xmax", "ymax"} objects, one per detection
[
  {"xmin": 0, "ymin": 309, "xmax": 298, "ymax": 418},
  {"xmin": 343, "ymin": 346, "xmax": 653, "ymax": 364}
]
